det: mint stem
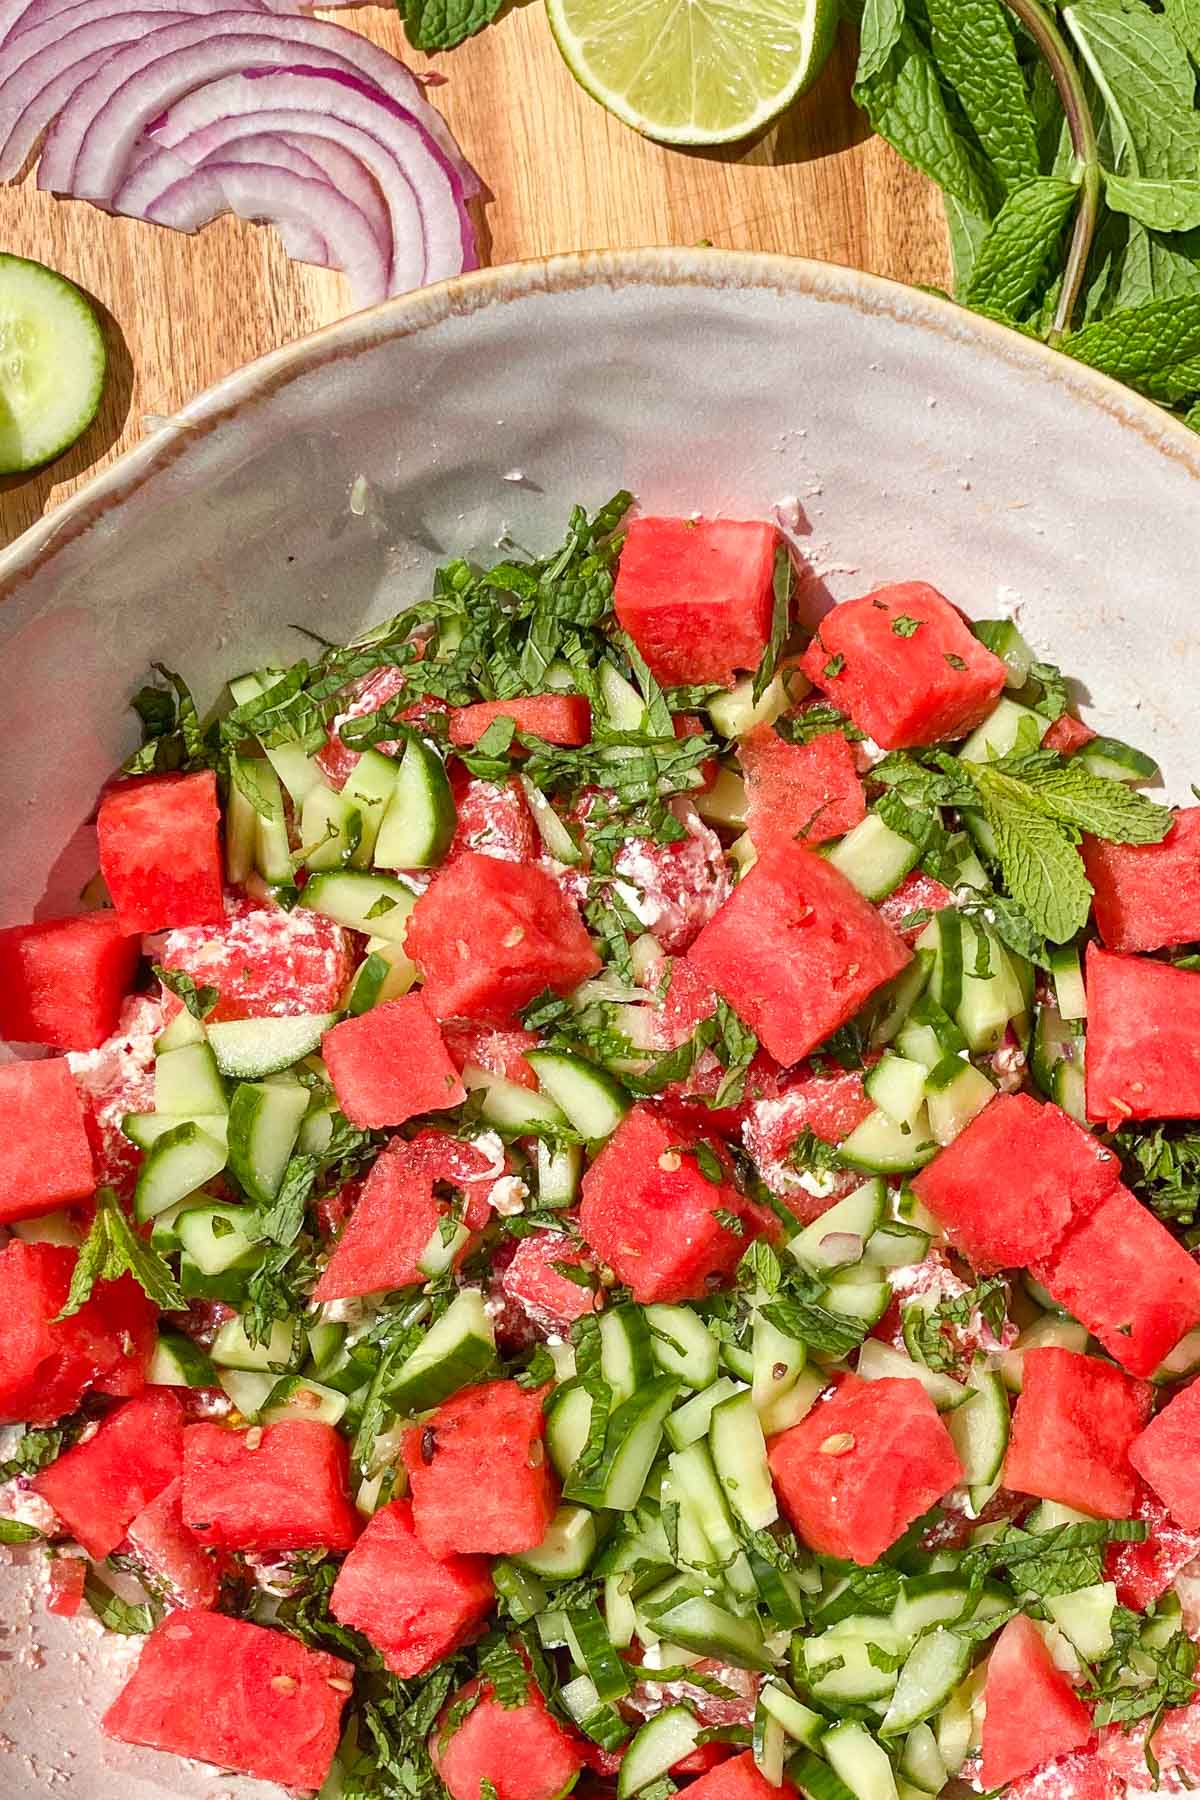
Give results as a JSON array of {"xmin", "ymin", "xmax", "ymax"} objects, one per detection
[{"xmin": 1000, "ymin": 0, "xmax": 1101, "ymax": 343}]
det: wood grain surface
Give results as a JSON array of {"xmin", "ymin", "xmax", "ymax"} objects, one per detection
[{"xmin": 0, "ymin": 3, "xmax": 949, "ymax": 547}]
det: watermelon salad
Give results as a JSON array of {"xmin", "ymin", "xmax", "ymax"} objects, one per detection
[{"xmin": 4, "ymin": 498, "xmax": 1200, "ymax": 1800}]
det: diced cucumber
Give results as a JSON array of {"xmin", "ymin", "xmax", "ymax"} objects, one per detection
[
  {"xmin": 709, "ymin": 1390, "xmax": 778, "ymax": 1530},
  {"xmin": 896, "ymin": 993, "xmax": 967, "ymax": 1068},
  {"xmin": 1053, "ymin": 1056, "xmax": 1088, "ymax": 1124},
  {"xmin": 526, "ymin": 1050, "xmax": 630, "ymax": 1141},
  {"xmin": 261, "ymin": 1375, "xmax": 349, "ymax": 1427},
  {"xmin": 462, "ymin": 1064, "xmax": 570, "ymax": 1134},
  {"xmin": 999, "ymin": 1315, "xmax": 1089, "ymax": 1392},
  {"xmin": 345, "ymin": 936, "xmax": 419, "ymax": 1013},
  {"xmin": 644, "ymin": 1304, "xmax": 719, "ymax": 1390},
  {"xmin": 537, "ymin": 1140, "xmax": 583, "ymax": 1208},
  {"xmin": 971, "ymin": 619, "xmax": 1035, "ymax": 689},
  {"xmin": 519, "ymin": 776, "xmax": 583, "ymax": 866},
  {"xmin": 721, "ymin": 1342, "xmax": 755, "ymax": 1383},
  {"xmin": 959, "ymin": 697, "xmax": 1045, "ymax": 763},
  {"xmin": 178, "ymin": 1252, "xmax": 255, "ymax": 1307},
  {"xmin": 124, "ymin": 1110, "xmax": 230, "ymax": 1153},
  {"xmin": 226, "ymin": 1079, "xmax": 309, "ymax": 1205},
  {"xmin": 493, "ymin": 1561, "xmax": 548, "ymax": 1625},
  {"xmin": 300, "ymin": 783, "xmax": 362, "ymax": 873},
  {"xmin": 823, "ymin": 1720, "xmax": 900, "ymax": 1800},
  {"xmin": 826, "ymin": 813, "xmax": 920, "ymax": 902},
  {"xmin": 856, "ymin": 1340, "xmax": 965, "ymax": 1411},
  {"xmin": 760, "ymin": 1682, "xmax": 824, "ymax": 1747},
  {"xmin": 899, "ymin": 1723, "xmax": 948, "ymax": 1795},
  {"xmin": 600, "ymin": 1305, "xmax": 655, "ymax": 1405},
  {"xmin": 924, "ymin": 1056, "xmax": 995, "ymax": 1147},
  {"xmin": 300, "ymin": 870, "xmax": 416, "ymax": 944},
  {"xmin": 789, "ymin": 1178, "xmax": 886, "ymax": 1275},
  {"xmin": 212, "ymin": 1314, "xmax": 302, "ymax": 1373},
  {"xmin": 751, "ymin": 1304, "xmax": 806, "ymax": 1413},
  {"xmin": 545, "ymin": 1382, "xmax": 594, "ymax": 1479},
  {"xmin": 177, "ymin": 1203, "xmax": 264, "ymax": 1284},
  {"xmin": 1154, "ymin": 1326, "xmax": 1200, "ymax": 1384},
  {"xmin": 9, "ymin": 1211, "xmax": 83, "ymax": 1247},
  {"xmin": 207, "ymin": 1013, "xmax": 337, "ymax": 1080},
  {"xmin": 133, "ymin": 1121, "xmax": 229, "ymax": 1221},
  {"xmin": 864, "ymin": 1054, "xmax": 929, "ymax": 1130},
  {"xmin": 758, "ymin": 1367, "xmax": 825, "ymax": 1436},
  {"xmin": 571, "ymin": 1376, "xmax": 679, "ymax": 1512},
  {"xmin": 753, "ymin": 1701, "xmax": 787, "ymax": 1786},
  {"xmin": 233, "ymin": 755, "xmax": 292, "ymax": 884},
  {"xmin": 226, "ymin": 758, "xmax": 258, "ymax": 884},
  {"xmin": 805, "ymin": 1624, "xmax": 906, "ymax": 1702},
  {"xmin": 946, "ymin": 1364, "xmax": 1010, "ymax": 1509},
  {"xmin": 648, "ymin": 1593, "xmax": 775, "ymax": 1671},
  {"xmin": 148, "ymin": 1331, "xmax": 217, "ymax": 1388},
  {"xmin": 513, "ymin": 1504, "xmax": 599, "ymax": 1579},
  {"xmin": 667, "ymin": 1443, "xmax": 755, "ymax": 1597},
  {"xmin": 155, "ymin": 1006, "xmax": 208, "ymax": 1053},
  {"xmin": 605, "ymin": 1575, "xmax": 639, "ymax": 1649},
  {"xmin": 840, "ymin": 1107, "xmax": 938, "ymax": 1175},
  {"xmin": 297, "ymin": 1100, "xmax": 337, "ymax": 1155},
  {"xmin": 218, "ymin": 1367, "xmax": 277, "ymax": 1418},
  {"xmin": 155, "ymin": 1041, "xmax": 227, "ymax": 1118},
  {"xmin": 342, "ymin": 749, "xmax": 400, "ymax": 867},
  {"xmin": 1076, "ymin": 736, "xmax": 1159, "ymax": 783},
  {"xmin": 1046, "ymin": 1582, "xmax": 1117, "ymax": 1661},
  {"xmin": 694, "ymin": 767, "xmax": 747, "ymax": 830},
  {"xmin": 863, "ymin": 1222, "xmax": 932, "ymax": 1268},
  {"xmin": 228, "ymin": 672, "xmax": 323, "ymax": 803},
  {"xmin": 416, "ymin": 1213, "xmax": 473, "ymax": 1279},
  {"xmin": 306, "ymin": 1322, "xmax": 346, "ymax": 1375},
  {"xmin": 617, "ymin": 1707, "xmax": 702, "ymax": 1798},
  {"xmin": 730, "ymin": 831, "xmax": 758, "ymax": 880},
  {"xmin": 821, "ymin": 1278, "xmax": 892, "ymax": 1326},
  {"xmin": 891, "ymin": 1574, "xmax": 974, "ymax": 1640},
  {"xmin": 708, "ymin": 668, "xmax": 804, "ymax": 738},
  {"xmin": 881, "ymin": 1630, "xmax": 971, "ymax": 1736},
  {"xmin": 664, "ymin": 1377, "xmax": 746, "ymax": 1450},
  {"xmin": 868, "ymin": 951, "xmax": 934, "ymax": 1050},
  {"xmin": 1048, "ymin": 942, "xmax": 1087, "ymax": 1022},
  {"xmin": 598, "ymin": 660, "xmax": 647, "ymax": 731},
  {"xmin": 374, "ymin": 736, "xmax": 456, "ymax": 868},
  {"xmin": 385, "ymin": 1288, "xmax": 496, "ymax": 1414}
]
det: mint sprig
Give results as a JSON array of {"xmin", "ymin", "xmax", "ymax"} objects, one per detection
[{"xmin": 55, "ymin": 1191, "xmax": 185, "ymax": 1321}]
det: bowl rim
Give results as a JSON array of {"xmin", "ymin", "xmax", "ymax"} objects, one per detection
[{"xmin": 4, "ymin": 245, "xmax": 1199, "ymax": 597}]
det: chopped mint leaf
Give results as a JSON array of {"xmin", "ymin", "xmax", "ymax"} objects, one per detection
[
  {"xmin": 891, "ymin": 614, "xmax": 922, "ymax": 638},
  {"xmin": 153, "ymin": 963, "xmax": 218, "ymax": 1021},
  {"xmin": 56, "ymin": 1192, "xmax": 185, "ymax": 1321}
]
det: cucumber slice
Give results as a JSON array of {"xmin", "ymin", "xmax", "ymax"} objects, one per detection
[
  {"xmin": 374, "ymin": 736, "xmax": 456, "ymax": 869},
  {"xmin": 1047, "ymin": 943, "xmax": 1087, "ymax": 1022},
  {"xmin": 856, "ymin": 1340, "xmax": 965, "ymax": 1412},
  {"xmin": 147, "ymin": 1331, "xmax": 217, "ymax": 1388},
  {"xmin": 179, "ymin": 1251, "xmax": 256, "ymax": 1307},
  {"xmin": 707, "ymin": 668, "xmax": 799, "ymax": 738},
  {"xmin": 123, "ymin": 1110, "xmax": 230, "ymax": 1152},
  {"xmin": 945, "ymin": 1364, "xmax": 1010, "ymax": 1509},
  {"xmin": 666, "ymin": 1443, "xmax": 756, "ymax": 1596},
  {"xmin": 823, "ymin": 1719, "xmax": 900, "ymax": 1800},
  {"xmin": 649, "ymin": 1593, "xmax": 775, "ymax": 1671},
  {"xmin": 758, "ymin": 1366, "xmax": 825, "ymax": 1436},
  {"xmin": 563, "ymin": 1602, "xmax": 630, "ymax": 1700},
  {"xmin": 709, "ymin": 1389, "xmax": 777, "ymax": 1530},
  {"xmin": 300, "ymin": 870, "xmax": 416, "ymax": 944},
  {"xmin": 207, "ymin": 1013, "xmax": 338, "ymax": 1080},
  {"xmin": 999, "ymin": 1314, "xmax": 1089, "ymax": 1392},
  {"xmin": 599, "ymin": 1307, "xmax": 654, "ymax": 1405},
  {"xmin": 512, "ymin": 1504, "xmax": 598, "ymax": 1579},
  {"xmin": 155, "ymin": 1007, "xmax": 208, "ymax": 1054},
  {"xmin": 342, "ymin": 749, "xmax": 400, "ymax": 867},
  {"xmin": 493, "ymin": 1561, "xmax": 548, "ymax": 1625},
  {"xmin": 863, "ymin": 1222, "xmax": 932, "ymax": 1268},
  {"xmin": 789, "ymin": 1178, "xmax": 885, "ymax": 1274},
  {"xmin": 644, "ymin": 1304, "xmax": 719, "ymax": 1390},
  {"xmin": 306, "ymin": 1321, "xmax": 346, "ymax": 1375},
  {"xmin": 526, "ymin": 1049, "xmax": 630, "ymax": 1140},
  {"xmin": 300, "ymin": 782, "xmax": 362, "ymax": 872},
  {"xmin": 868, "ymin": 950, "xmax": 934, "ymax": 1050},
  {"xmin": 753, "ymin": 1700, "xmax": 787, "ymax": 1786},
  {"xmin": 805, "ymin": 1623, "xmax": 907, "ymax": 1703},
  {"xmin": 545, "ymin": 1382, "xmax": 594, "ymax": 1479},
  {"xmin": 759, "ymin": 1683, "xmax": 824, "ymax": 1747},
  {"xmin": 617, "ymin": 1707, "xmax": 702, "ymax": 1799},
  {"xmin": 899, "ymin": 1723, "xmax": 949, "ymax": 1795},
  {"xmin": 664, "ymin": 1376, "xmax": 746, "ymax": 1450},
  {"xmin": 1045, "ymin": 1582, "xmax": 1116, "ymax": 1661},
  {"xmin": 822, "ymin": 1277, "xmax": 893, "ymax": 1326},
  {"xmin": 971, "ymin": 620, "xmax": 1035, "ymax": 689},
  {"xmin": 840, "ymin": 1107, "xmax": 938, "ymax": 1175},
  {"xmin": 959, "ymin": 697, "xmax": 1045, "ymax": 763},
  {"xmin": 462, "ymin": 1064, "xmax": 569, "ymax": 1134},
  {"xmin": 133, "ymin": 1120, "xmax": 229, "ymax": 1221},
  {"xmin": 924, "ymin": 1056, "xmax": 995, "ymax": 1147},
  {"xmin": 260, "ymin": 1375, "xmax": 349, "ymax": 1427},
  {"xmin": 1076, "ymin": 736, "xmax": 1159, "ymax": 783},
  {"xmin": 864, "ymin": 1054, "xmax": 929, "ymax": 1130},
  {"xmin": 694, "ymin": 767, "xmax": 748, "ymax": 830},
  {"xmin": 1053, "ymin": 1055, "xmax": 1088, "ymax": 1124},
  {"xmin": 571, "ymin": 1376, "xmax": 679, "ymax": 1512},
  {"xmin": 155, "ymin": 1041, "xmax": 227, "ymax": 1118},
  {"xmin": 9, "ymin": 1211, "xmax": 84, "ymax": 1248},
  {"xmin": 537, "ymin": 1140, "xmax": 583, "ymax": 1208},
  {"xmin": 604, "ymin": 1575, "xmax": 638, "ymax": 1649},
  {"xmin": 881, "ymin": 1631, "xmax": 971, "ymax": 1736},
  {"xmin": 228, "ymin": 672, "xmax": 323, "ymax": 805},
  {"xmin": 826, "ymin": 813, "xmax": 920, "ymax": 902},
  {"xmin": 519, "ymin": 776, "xmax": 583, "ymax": 866},
  {"xmin": 896, "ymin": 993, "xmax": 967, "ymax": 1067},
  {"xmin": 345, "ymin": 936, "xmax": 419, "ymax": 1013},
  {"xmin": 598, "ymin": 660, "xmax": 647, "ymax": 731},
  {"xmin": 211, "ymin": 1314, "xmax": 302, "ymax": 1373},
  {"xmin": 751, "ymin": 1304, "xmax": 806, "ymax": 1413},
  {"xmin": 791, "ymin": 1748, "xmax": 860, "ymax": 1800},
  {"xmin": 730, "ymin": 831, "xmax": 758, "ymax": 880},
  {"xmin": 226, "ymin": 1079, "xmax": 309, "ymax": 1205},
  {"xmin": 226, "ymin": 765, "xmax": 257, "ymax": 885},
  {"xmin": 217, "ymin": 1367, "xmax": 276, "ymax": 1418},
  {"xmin": 0, "ymin": 254, "xmax": 107, "ymax": 472},
  {"xmin": 177, "ymin": 1203, "xmax": 264, "ymax": 1281},
  {"xmin": 385, "ymin": 1288, "xmax": 496, "ymax": 1414},
  {"xmin": 231, "ymin": 755, "xmax": 292, "ymax": 884}
]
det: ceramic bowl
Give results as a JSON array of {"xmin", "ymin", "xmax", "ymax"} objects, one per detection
[{"xmin": 1, "ymin": 249, "xmax": 1199, "ymax": 1796}]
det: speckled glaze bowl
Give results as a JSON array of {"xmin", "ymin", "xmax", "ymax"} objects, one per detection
[{"xmin": 1, "ymin": 249, "xmax": 1199, "ymax": 1797}]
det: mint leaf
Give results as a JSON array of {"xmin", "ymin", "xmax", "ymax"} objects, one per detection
[
  {"xmin": 752, "ymin": 548, "xmax": 792, "ymax": 706},
  {"xmin": 1003, "ymin": 753, "xmax": 1172, "ymax": 844},
  {"xmin": 945, "ymin": 193, "xmax": 990, "ymax": 295},
  {"xmin": 925, "ymin": 0, "xmax": 1040, "ymax": 191},
  {"xmin": 82, "ymin": 1569, "xmax": 156, "ymax": 1635},
  {"xmin": 966, "ymin": 177, "xmax": 1080, "ymax": 318},
  {"xmin": 401, "ymin": 0, "xmax": 502, "ymax": 50},
  {"xmin": 0, "ymin": 1520, "xmax": 41, "ymax": 1543},
  {"xmin": 1163, "ymin": 0, "xmax": 1200, "ymax": 59},
  {"xmin": 1062, "ymin": 295, "xmax": 1200, "ymax": 403},
  {"xmin": 972, "ymin": 767, "xmax": 1096, "ymax": 943},
  {"xmin": 857, "ymin": 0, "xmax": 905, "ymax": 86},
  {"xmin": 1065, "ymin": 0, "xmax": 1200, "ymax": 183},
  {"xmin": 56, "ymin": 1192, "xmax": 186, "ymax": 1321},
  {"xmin": 1105, "ymin": 174, "xmax": 1200, "ymax": 233},
  {"xmin": 853, "ymin": 25, "xmax": 995, "ymax": 219}
]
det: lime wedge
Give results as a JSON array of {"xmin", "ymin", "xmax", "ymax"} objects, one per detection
[{"xmin": 546, "ymin": 0, "xmax": 838, "ymax": 147}]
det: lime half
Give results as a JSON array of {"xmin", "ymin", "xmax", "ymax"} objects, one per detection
[{"xmin": 546, "ymin": 0, "xmax": 838, "ymax": 147}]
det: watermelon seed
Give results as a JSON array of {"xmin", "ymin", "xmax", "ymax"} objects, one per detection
[
  {"xmin": 772, "ymin": 1362, "xmax": 789, "ymax": 1382},
  {"xmin": 502, "ymin": 926, "xmax": 526, "ymax": 947},
  {"xmin": 819, "ymin": 1432, "xmax": 855, "ymax": 1456},
  {"xmin": 244, "ymin": 1427, "xmax": 264, "ymax": 1450},
  {"xmin": 528, "ymin": 1440, "xmax": 545, "ymax": 1468},
  {"xmin": 271, "ymin": 1675, "xmax": 298, "ymax": 1695},
  {"xmin": 420, "ymin": 1426, "xmax": 437, "ymax": 1464},
  {"xmin": 327, "ymin": 1677, "xmax": 354, "ymax": 1694},
  {"xmin": 658, "ymin": 1150, "xmax": 682, "ymax": 1172}
]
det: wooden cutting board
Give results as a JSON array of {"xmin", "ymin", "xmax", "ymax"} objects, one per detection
[{"xmin": 0, "ymin": 4, "xmax": 949, "ymax": 548}]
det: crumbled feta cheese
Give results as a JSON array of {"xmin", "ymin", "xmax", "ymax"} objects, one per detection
[{"xmin": 488, "ymin": 1176, "xmax": 528, "ymax": 1217}]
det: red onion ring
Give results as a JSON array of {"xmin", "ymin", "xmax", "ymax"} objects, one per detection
[
  {"xmin": 198, "ymin": 137, "xmax": 334, "ymax": 262},
  {"xmin": 215, "ymin": 126, "xmax": 390, "ymax": 252},
  {"xmin": 3, "ymin": 0, "xmax": 293, "ymax": 43}
]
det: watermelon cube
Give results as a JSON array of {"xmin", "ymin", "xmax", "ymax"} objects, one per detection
[
  {"xmin": 1082, "ymin": 809, "xmax": 1200, "ymax": 954},
  {"xmin": 613, "ymin": 516, "xmax": 780, "ymax": 687},
  {"xmin": 1106, "ymin": 1486, "xmax": 1200, "ymax": 1611},
  {"xmin": 683, "ymin": 1751, "xmax": 799, "ymax": 1800},
  {"xmin": 740, "ymin": 723, "xmax": 866, "ymax": 850},
  {"xmin": 33, "ymin": 1389, "xmax": 184, "ymax": 1558},
  {"xmin": 182, "ymin": 1420, "xmax": 359, "ymax": 1553},
  {"xmin": 500, "ymin": 1231, "xmax": 598, "ymax": 1334},
  {"xmin": 579, "ymin": 1104, "xmax": 748, "ymax": 1303},
  {"xmin": 126, "ymin": 1477, "xmax": 219, "ymax": 1611},
  {"xmin": 158, "ymin": 896, "xmax": 354, "ymax": 1022},
  {"xmin": 46, "ymin": 1556, "xmax": 88, "ymax": 1618},
  {"xmin": 102, "ymin": 1609, "xmax": 351, "ymax": 1790},
  {"xmin": 407, "ymin": 851, "xmax": 601, "ymax": 1024},
  {"xmin": 979, "ymin": 1616, "xmax": 1092, "ymax": 1788},
  {"xmin": 314, "ymin": 1132, "xmax": 497, "ymax": 1301},
  {"xmin": 443, "ymin": 1020, "xmax": 540, "ymax": 1088},
  {"xmin": 433, "ymin": 1678, "xmax": 584, "ymax": 1800},
  {"xmin": 322, "ymin": 996, "xmax": 466, "ymax": 1130},
  {"xmin": 1032, "ymin": 1184, "xmax": 1200, "ymax": 1376},
  {"xmin": 800, "ymin": 583, "xmax": 1007, "ymax": 749},
  {"xmin": 1003, "ymin": 1346, "xmax": 1151, "ymax": 1518},
  {"xmin": 1085, "ymin": 946, "xmax": 1200, "ymax": 1126},
  {"xmin": 98, "ymin": 771, "xmax": 225, "ymax": 935},
  {"xmin": 768, "ymin": 1374, "xmax": 962, "ymax": 1565},
  {"xmin": 448, "ymin": 774, "xmax": 538, "ymax": 865},
  {"xmin": 688, "ymin": 841, "xmax": 911, "ymax": 1066},
  {"xmin": 876, "ymin": 869, "xmax": 954, "ymax": 944},
  {"xmin": 330, "ymin": 1497, "xmax": 493, "ymax": 1677},
  {"xmin": 449, "ymin": 694, "xmax": 592, "ymax": 748},
  {"xmin": 0, "ymin": 1059, "xmax": 95, "ymax": 1223},
  {"xmin": 0, "ymin": 1243, "xmax": 152, "ymax": 1424},
  {"xmin": 1129, "ymin": 1379, "xmax": 1200, "ymax": 1530},
  {"xmin": 1043, "ymin": 714, "xmax": 1097, "ymax": 756},
  {"xmin": 911, "ymin": 1093, "xmax": 1121, "ymax": 1273},
  {"xmin": 0, "ymin": 914, "xmax": 141, "ymax": 1050},
  {"xmin": 401, "ymin": 1380, "xmax": 556, "ymax": 1557}
]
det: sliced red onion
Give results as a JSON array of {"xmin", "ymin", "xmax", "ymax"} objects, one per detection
[
  {"xmin": 38, "ymin": 10, "xmax": 476, "ymax": 197},
  {"xmin": 4, "ymin": 0, "xmax": 291, "ymax": 44},
  {"xmin": 145, "ymin": 159, "xmax": 387, "ymax": 304},
  {"xmin": 127, "ymin": 67, "xmax": 473, "ymax": 286},
  {"xmin": 199, "ymin": 138, "xmax": 335, "ymax": 263},
  {"xmin": 818, "ymin": 1231, "xmax": 865, "ymax": 1267}
]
